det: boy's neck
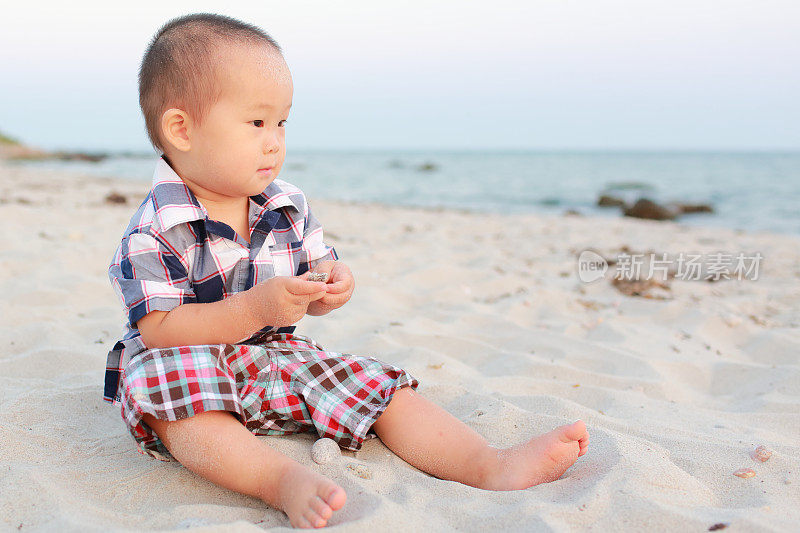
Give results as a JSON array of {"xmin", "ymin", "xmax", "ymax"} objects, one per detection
[
  {"xmin": 162, "ymin": 153, "xmax": 251, "ymax": 242},
  {"xmin": 197, "ymin": 194, "xmax": 252, "ymax": 244}
]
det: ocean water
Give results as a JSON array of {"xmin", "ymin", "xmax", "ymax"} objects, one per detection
[{"xmin": 12, "ymin": 150, "xmax": 800, "ymax": 235}]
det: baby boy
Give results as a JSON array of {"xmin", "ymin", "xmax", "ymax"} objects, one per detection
[{"xmin": 106, "ymin": 12, "xmax": 589, "ymax": 529}]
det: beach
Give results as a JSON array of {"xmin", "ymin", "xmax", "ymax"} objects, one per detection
[{"xmin": 1, "ymin": 159, "xmax": 798, "ymax": 532}]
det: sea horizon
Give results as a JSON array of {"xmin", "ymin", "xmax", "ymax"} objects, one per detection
[{"xmin": 7, "ymin": 148, "xmax": 800, "ymax": 236}]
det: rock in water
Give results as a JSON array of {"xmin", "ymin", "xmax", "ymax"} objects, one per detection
[
  {"xmin": 416, "ymin": 162, "xmax": 438, "ymax": 172},
  {"xmin": 675, "ymin": 202, "xmax": 714, "ymax": 214},
  {"xmin": 597, "ymin": 194, "xmax": 627, "ymax": 208},
  {"xmin": 311, "ymin": 438, "xmax": 341, "ymax": 465},
  {"xmin": 623, "ymin": 198, "xmax": 678, "ymax": 220}
]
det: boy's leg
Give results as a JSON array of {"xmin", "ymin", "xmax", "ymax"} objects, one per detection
[
  {"xmin": 142, "ymin": 411, "xmax": 346, "ymax": 528},
  {"xmin": 371, "ymin": 388, "xmax": 589, "ymax": 490}
]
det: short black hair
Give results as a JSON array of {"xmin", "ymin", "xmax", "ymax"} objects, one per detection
[{"xmin": 138, "ymin": 13, "xmax": 282, "ymax": 154}]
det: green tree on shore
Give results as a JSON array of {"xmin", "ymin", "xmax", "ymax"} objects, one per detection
[{"xmin": 0, "ymin": 130, "xmax": 21, "ymax": 146}]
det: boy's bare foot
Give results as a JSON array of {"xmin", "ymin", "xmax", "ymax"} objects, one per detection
[
  {"xmin": 482, "ymin": 420, "xmax": 589, "ymax": 490},
  {"xmin": 260, "ymin": 461, "xmax": 347, "ymax": 528}
]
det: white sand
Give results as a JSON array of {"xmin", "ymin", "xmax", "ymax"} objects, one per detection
[{"xmin": 0, "ymin": 160, "xmax": 798, "ymax": 532}]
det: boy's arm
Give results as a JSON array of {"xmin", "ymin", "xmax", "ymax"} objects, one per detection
[
  {"xmin": 138, "ymin": 275, "xmax": 327, "ymax": 349},
  {"xmin": 112, "ymin": 231, "xmax": 326, "ymax": 349}
]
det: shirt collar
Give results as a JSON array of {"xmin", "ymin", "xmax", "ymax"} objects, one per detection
[{"xmin": 149, "ymin": 156, "xmax": 301, "ymax": 233}]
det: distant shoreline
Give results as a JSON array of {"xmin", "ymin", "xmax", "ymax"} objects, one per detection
[{"xmin": 4, "ymin": 146, "xmax": 800, "ymax": 236}]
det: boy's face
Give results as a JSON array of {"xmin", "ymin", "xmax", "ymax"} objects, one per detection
[{"xmin": 177, "ymin": 44, "xmax": 293, "ymax": 200}]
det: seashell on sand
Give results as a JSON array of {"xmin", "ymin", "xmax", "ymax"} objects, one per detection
[
  {"xmin": 733, "ymin": 468, "xmax": 756, "ymax": 478},
  {"xmin": 346, "ymin": 462, "xmax": 373, "ymax": 479},
  {"xmin": 752, "ymin": 445, "xmax": 772, "ymax": 462},
  {"xmin": 308, "ymin": 272, "xmax": 329, "ymax": 283},
  {"xmin": 311, "ymin": 438, "xmax": 341, "ymax": 465}
]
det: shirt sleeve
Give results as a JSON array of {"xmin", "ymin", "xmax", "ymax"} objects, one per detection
[
  {"xmin": 108, "ymin": 231, "xmax": 196, "ymax": 328},
  {"xmin": 302, "ymin": 202, "xmax": 338, "ymax": 271}
]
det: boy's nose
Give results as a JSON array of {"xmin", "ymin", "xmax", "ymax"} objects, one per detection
[{"xmin": 263, "ymin": 130, "xmax": 281, "ymax": 154}]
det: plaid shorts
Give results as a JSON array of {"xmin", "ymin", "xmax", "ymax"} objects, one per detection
[{"xmin": 119, "ymin": 333, "xmax": 419, "ymax": 461}]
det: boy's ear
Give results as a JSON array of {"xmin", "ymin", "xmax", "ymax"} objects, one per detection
[{"xmin": 161, "ymin": 108, "xmax": 192, "ymax": 152}]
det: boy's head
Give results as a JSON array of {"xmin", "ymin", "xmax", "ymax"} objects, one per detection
[{"xmin": 139, "ymin": 13, "xmax": 293, "ymax": 198}]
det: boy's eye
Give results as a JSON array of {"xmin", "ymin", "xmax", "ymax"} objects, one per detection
[{"xmin": 251, "ymin": 120, "xmax": 287, "ymax": 127}]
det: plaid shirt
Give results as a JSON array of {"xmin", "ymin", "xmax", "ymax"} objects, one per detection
[{"xmin": 104, "ymin": 156, "xmax": 338, "ymax": 405}]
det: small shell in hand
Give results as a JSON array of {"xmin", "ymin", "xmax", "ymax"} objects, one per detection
[
  {"xmin": 308, "ymin": 272, "xmax": 329, "ymax": 283},
  {"xmin": 752, "ymin": 445, "xmax": 772, "ymax": 462},
  {"xmin": 311, "ymin": 438, "xmax": 341, "ymax": 465}
]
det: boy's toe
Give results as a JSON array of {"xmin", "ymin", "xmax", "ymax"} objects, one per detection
[
  {"xmin": 320, "ymin": 484, "xmax": 347, "ymax": 510},
  {"xmin": 310, "ymin": 495, "xmax": 333, "ymax": 520},
  {"xmin": 558, "ymin": 420, "xmax": 587, "ymax": 443},
  {"xmin": 303, "ymin": 509, "xmax": 326, "ymax": 528},
  {"xmin": 294, "ymin": 515, "xmax": 313, "ymax": 529}
]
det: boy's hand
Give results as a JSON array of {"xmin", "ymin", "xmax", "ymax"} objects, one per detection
[
  {"xmin": 305, "ymin": 261, "xmax": 355, "ymax": 316},
  {"xmin": 247, "ymin": 275, "xmax": 327, "ymax": 327}
]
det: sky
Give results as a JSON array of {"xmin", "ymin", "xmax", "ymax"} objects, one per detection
[{"xmin": 0, "ymin": 0, "xmax": 798, "ymax": 152}]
